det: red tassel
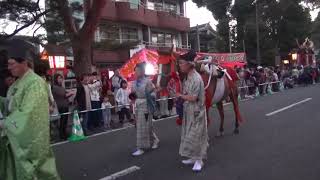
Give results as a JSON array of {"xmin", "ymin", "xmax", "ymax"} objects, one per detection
[{"xmin": 176, "ymin": 118, "xmax": 182, "ymax": 126}]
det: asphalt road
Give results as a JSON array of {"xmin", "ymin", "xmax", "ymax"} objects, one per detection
[{"xmin": 53, "ymin": 84, "xmax": 320, "ymax": 180}]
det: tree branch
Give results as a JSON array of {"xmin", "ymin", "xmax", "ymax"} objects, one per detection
[
  {"xmin": 78, "ymin": 0, "xmax": 106, "ymax": 42},
  {"xmin": 57, "ymin": 0, "xmax": 78, "ymax": 38},
  {"xmin": 0, "ymin": 9, "xmax": 50, "ymax": 39},
  {"xmin": 33, "ymin": 23, "xmax": 44, "ymax": 38}
]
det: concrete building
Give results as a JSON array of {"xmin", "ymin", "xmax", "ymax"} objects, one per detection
[
  {"xmin": 93, "ymin": 0, "xmax": 190, "ymax": 68},
  {"xmin": 45, "ymin": 0, "xmax": 190, "ymax": 69},
  {"xmin": 189, "ymin": 23, "xmax": 218, "ymax": 53}
]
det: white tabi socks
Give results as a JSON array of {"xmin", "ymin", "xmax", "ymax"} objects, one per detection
[
  {"xmin": 132, "ymin": 149, "xmax": 144, "ymax": 156},
  {"xmin": 192, "ymin": 160, "xmax": 204, "ymax": 172},
  {"xmin": 182, "ymin": 159, "xmax": 196, "ymax": 165},
  {"xmin": 182, "ymin": 159, "xmax": 204, "ymax": 172},
  {"xmin": 152, "ymin": 139, "xmax": 160, "ymax": 149}
]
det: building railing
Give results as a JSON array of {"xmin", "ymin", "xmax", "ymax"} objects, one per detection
[
  {"xmin": 142, "ymin": 41, "xmax": 190, "ymax": 50},
  {"xmin": 94, "ymin": 38, "xmax": 190, "ymax": 50},
  {"xmin": 112, "ymin": 0, "xmax": 186, "ymax": 17}
]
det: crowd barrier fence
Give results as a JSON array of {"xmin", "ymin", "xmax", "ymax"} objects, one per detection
[{"xmin": 49, "ymin": 80, "xmax": 306, "ymax": 119}]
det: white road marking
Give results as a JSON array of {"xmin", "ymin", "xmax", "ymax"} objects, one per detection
[
  {"xmin": 99, "ymin": 166, "xmax": 141, "ymax": 180},
  {"xmin": 265, "ymin": 98, "xmax": 312, "ymax": 117}
]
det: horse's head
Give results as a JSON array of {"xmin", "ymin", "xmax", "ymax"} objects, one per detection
[{"xmin": 195, "ymin": 55, "xmax": 219, "ymax": 78}]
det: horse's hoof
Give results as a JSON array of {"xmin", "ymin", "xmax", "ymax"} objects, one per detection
[
  {"xmin": 216, "ymin": 132, "xmax": 224, "ymax": 137},
  {"xmin": 234, "ymin": 129, "xmax": 240, "ymax": 135}
]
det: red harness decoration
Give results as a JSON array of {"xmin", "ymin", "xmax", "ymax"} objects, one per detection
[
  {"xmin": 224, "ymin": 66, "xmax": 240, "ymax": 81},
  {"xmin": 200, "ymin": 73, "xmax": 213, "ymax": 125},
  {"xmin": 169, "ymin": 72, "xmax": 183, "ymax": 126},
  {"xmin": 202, "ymin": 67, "xmax": 242, "ymax": 125}
]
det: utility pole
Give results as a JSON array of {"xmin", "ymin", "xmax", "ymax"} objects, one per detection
[
  {"xmin": 243, "ymin": 40, "xmax": 246, "ymax": 53},
  {"xmin": 229, "ymin": 26, "xmax": 232, "ymax": 53},
  {"xmin": 255, "ymin": 0, "xmax": 261, "ymax": 65},
  {"xmin": 196, "ymin": 24, "xmax": 200, "ymax": 52}
]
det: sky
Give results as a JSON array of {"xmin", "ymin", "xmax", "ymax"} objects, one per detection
[
  {"xmin": 186, "ymin": 0, "xmax": 218, "ymax": 29},
  {"xmin": 186, "ymin": 0, "xmax": 319, "ymax": 29},
  {"xmin": 0, "ymin": 0, "xmax": 319, "ymax": 36},
  {"xmin": 0, "ymin": 0, "xmax": 46, "ymax": 36}
]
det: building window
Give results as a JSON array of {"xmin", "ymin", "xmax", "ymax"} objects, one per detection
[
  {"xmin": 98, "ymin": 23, "xmax": 120, "ymax": 42},
  {"xmin": 152, "ymin": 33, "xmax": 158, "ymax": 44},
  {"xmin": 147, "ymin": 0, "xmax": 178, "ymax": 14},
  {"xmin": 158, "ymin": 33, "xmax": 165, "ymax": 44},
  {"xmin": 147, "ymin": 0, "xmax": 162, "ymax": 10},
  {"xmin": 115, "ymin": 0, "xmax": 140, "ymax": 9},
  {"xmin": 151, "ymin": 32, "xmax": 173, "ymax": 46},
  {"xmin": 97, "ymin": 20, "xmax": 141, "ymax": 44},
  {"xmin": 165, "ymin": 34, "xmax": 172, "ymax": 44},
  {"xmin": 122, "ymin": 27, "xmax": 139, "ymax": 42},
  {"xmin": 164, "ymin": 2, "xmax": 177, "ymax": 13},
  {"xmin": 97, "ymin": 22, "xmax": 139, "ymax": 43}
]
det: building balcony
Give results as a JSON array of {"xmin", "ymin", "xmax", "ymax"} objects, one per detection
[
  {"xmin": 143, "ymin": 41, "xmax": 190, "ymax": 51},
  {"xmin": 156, "ymin": 11, "xmax": 189, "ymax": 32},
  {"xmin": 92, "ymin": 40, "xmax": 189, "ymax": 67},
  {"xmin": 101, "ymin": 0, "xmax": 190, "ymax": 32},
  {"xmin": 93, "ymin": 49, "xmax": 130, "ymax": 66}
]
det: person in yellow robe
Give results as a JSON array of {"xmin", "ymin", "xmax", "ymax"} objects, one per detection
[{"xmin": 0, "ymin": 39, "xmax": 60, "ymax": 180}]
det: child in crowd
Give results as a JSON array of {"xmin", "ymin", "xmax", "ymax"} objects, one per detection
[
  {"xmin": 101, "ymin": 96, "xmax": 112, "ymax": 129},
  {"xmin": 116, "ymin": 80, "xmax": 131, "ymax": 125}
]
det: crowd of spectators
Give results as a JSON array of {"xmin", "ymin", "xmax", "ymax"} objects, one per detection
[{"xmin": 236, "ymin": 64, "xmax": 320, "ymax": 99}]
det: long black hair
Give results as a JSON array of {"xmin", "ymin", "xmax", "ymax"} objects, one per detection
[
  {"xmin": 53, "ymin": 73, "xmax": 63, "ymax": 86},
  {"xmin": 120, "ymin": 80, "xmax": 127, "ymax": 88}
]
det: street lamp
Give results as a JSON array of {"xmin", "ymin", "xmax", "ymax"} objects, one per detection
[
  {"xmin": 292, "ymin": 53, "xmax": 298, "ymax": 61},
  {"xmin": 283, "ymin": 60, "xmax": 289, "ymax": 65}
]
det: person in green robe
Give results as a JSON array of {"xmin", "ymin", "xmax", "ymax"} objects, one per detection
[{"xmin": 0, "ymin": 39, "xmax": 60, "ymax": 180}]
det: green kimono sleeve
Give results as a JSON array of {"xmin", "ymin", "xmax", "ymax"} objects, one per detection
[{"xmin": 4, "ymin": 81, "xmax": 60, "ymax": 180}]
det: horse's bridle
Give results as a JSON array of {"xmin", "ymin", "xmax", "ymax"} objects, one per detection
[
  {"xmin": 197, "ymin": 56, "xmax": 214, "ymax": 90},
  {"xmin": 198, "ymin": 55, "xmax": 235, "ymax": 90},
  {"xmin": 204, "ymin": 64, "xmax": 213, "ymax": 90}
]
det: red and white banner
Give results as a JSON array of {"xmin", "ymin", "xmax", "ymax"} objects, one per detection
[{"xmin": 197, "ymin": 52, "xmax": 246, "ymax": 63}]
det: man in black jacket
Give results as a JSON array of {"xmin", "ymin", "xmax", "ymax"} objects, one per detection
[{"xmin": 76, "ymin": 74, "xmax": 91, "ymax": 134}]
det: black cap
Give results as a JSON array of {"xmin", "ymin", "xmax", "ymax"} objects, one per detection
[
  {"xmin": 0, "ymin": 38, "xmax": 35, "ymax": 63},
  {"xmin": 180, "ymin": 49, "xmax": 197, "ymax": 62}
]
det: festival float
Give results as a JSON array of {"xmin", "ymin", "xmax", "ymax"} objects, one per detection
[
  {"xmin": 119, "ymin": 48, "xmax": 247, "ymax": 81},
  {"xmin": 291, "ymin": 38, "xmax": 316, "ymax": 67}
]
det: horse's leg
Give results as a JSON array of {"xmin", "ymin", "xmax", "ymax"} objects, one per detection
[
  {"xmin": 216, "ymin": 102, "xmax": 225, "ymax": 137},
  {"xmin": 230, "ymin": 92, "xmax": 241, "ymax": 135},
  {"xmin": 230, "ymin": 88, "xmax": 242, "ymax": 134}
]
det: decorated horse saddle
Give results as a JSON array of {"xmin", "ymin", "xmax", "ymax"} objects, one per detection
[{"xmin": 202, "ymin": 64, "xmax": 231, "ymax": 80}]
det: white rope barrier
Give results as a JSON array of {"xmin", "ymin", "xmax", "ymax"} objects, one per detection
[
  {"xmin": 48, "ymin": 80, "xmax": 286, "ymax": 118},
  {"xmin": 238, "ymin": 81, "xmax": 282, "ymax": 89},
  {"xmin": 50, "ymin": 97, "xmax": 178, "ymax": 117}
]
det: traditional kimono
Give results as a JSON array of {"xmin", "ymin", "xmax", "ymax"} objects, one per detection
[
  {"xmin": 0, "ymin": 70, "xmax": 60, "ymax": 180},
  {"xmin": 179, "ymin": 70, "xmax": 209, "ymax": 160},
  {"xmin": 132, "ymin": 77, "xmax": 159, "ymax": 149}
]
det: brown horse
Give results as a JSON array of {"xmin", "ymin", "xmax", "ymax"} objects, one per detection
[
  {"xmin": 156, "ymin": 50, "xmax": 243, "ymax": 136},
  {"xmin": 196, "ymin": 61, "xmax": 243, "ymax": 136}
]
